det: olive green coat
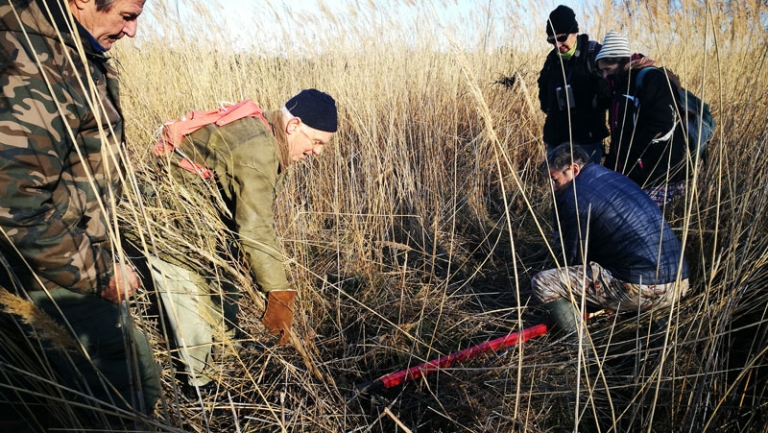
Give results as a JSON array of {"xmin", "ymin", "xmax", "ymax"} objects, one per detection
[{"xmin": 154, "ymin": 115, "xmax": 290, "ymax": 293}]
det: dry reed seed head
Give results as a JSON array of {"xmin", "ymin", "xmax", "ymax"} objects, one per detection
[
  {"xmin": 546, "ymin": 5, "xmax": 578, "ymax": 36},
  {"xmin": 0, "ymin": 288, "xmax": 78, "ymax": 352},
  {"xmin": 285, "ymin": 89, "xmax": 338, "ymax": 133},
  {"xmin": 111, "ymin": 0, "xmax": 768, "ymax": 430}
]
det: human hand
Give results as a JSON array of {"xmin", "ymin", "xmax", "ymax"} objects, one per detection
[
  {"xmin": 101, "ymin": 263, "xmax": 141, "ymax": 304},
  {"xmin": 261, "ymin": 289, "xmax": 296, "ymax": 345}
]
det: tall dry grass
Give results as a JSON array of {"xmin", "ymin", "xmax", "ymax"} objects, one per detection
[{"xmin": 4, "ymin": 0, "xmax": 768, "ymax": 431}]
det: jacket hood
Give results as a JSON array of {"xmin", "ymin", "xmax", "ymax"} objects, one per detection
[
  {"xmin": 617, "ymin": 54, "xmax": 683, "ymax": 90},
  {"xmin": 1, "ymin": 0, "xmax": 91, "ymax": 54},
  {"xmin": 624, "ymin": 54, "xmax": 657, "ymax": 72}
]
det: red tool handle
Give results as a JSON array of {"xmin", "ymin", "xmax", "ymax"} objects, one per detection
[{"xmin": 378, "ymin": 322, "xmax": 550, "ymax": 389}]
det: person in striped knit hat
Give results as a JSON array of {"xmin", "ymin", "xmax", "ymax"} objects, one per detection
[{"xmin": 595, "ymin": 30, "xmax": 688, "ymax": 207}]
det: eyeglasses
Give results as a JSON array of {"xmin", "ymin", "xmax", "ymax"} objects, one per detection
[
  {"xmin": 547, "ymin": 34, "xmax": 569, "ymax": 44},
  {"xmin": 298, "ymin": 125, "xmax": 326, "ymax": 147}
]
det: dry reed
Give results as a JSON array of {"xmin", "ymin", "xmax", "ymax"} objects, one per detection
[{"xmin": 3, "ymin": 0, "xmax": 768, "ymax": 431}]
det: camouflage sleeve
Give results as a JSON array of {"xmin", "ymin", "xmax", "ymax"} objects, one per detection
[
  {"xmin": 229, "ymin": 134, "xmax": 290, "ymax": 293},
  {"xmin": 0, "ymin": 36, "xmax": 113, "ymax": 293}
]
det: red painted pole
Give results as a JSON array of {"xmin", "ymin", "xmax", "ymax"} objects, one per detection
[{"xmin": 376, "ymin": 322, "xmax": 551, "ymax": 389}]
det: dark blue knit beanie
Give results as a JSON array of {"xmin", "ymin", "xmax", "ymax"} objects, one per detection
[
  {"xmin": 546, "ymin": 5, "xmax": 579, "ymax": 36},
  {"xmin": 286, "ymin": 89, "xmax": 338, "ymax": 133}
]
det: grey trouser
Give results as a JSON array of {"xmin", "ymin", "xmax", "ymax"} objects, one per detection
[
  {"xmin": 532, "ymin": 261, "xmax": 689, "ymax": 312},
  {"xmin": 148, "ymin": 256, "xmax": 229, "ymax": 387}
]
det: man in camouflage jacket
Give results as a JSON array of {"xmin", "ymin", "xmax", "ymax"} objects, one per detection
[{"xmin": 0, "ymin": 0, "xmax": 159, "ymax": 426}]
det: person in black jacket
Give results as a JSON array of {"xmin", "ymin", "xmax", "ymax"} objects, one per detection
[
  {"xmin": 538, "ymin": 5, "xmax": 609, "ymax": 164},
  {"xmin": 532, "ymin": 144, "xmax": 689, "ymax": 334},
  {"xmin": 595, "ymin": 30, "xmax": 689, "ymax": 207}
]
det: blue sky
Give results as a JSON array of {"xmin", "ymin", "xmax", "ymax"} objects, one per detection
[{"xmin": 145, "ymin": 1, "xmax": 600, "ymax": 53}]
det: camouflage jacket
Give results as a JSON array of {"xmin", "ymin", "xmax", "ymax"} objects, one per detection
[
  {"xmin": 0, "ymin": 0, "xmax": 123, "ymax": 293},
  {"xmin": 152, "ymin": 114, "xmax": 290, "ymax": 293}
]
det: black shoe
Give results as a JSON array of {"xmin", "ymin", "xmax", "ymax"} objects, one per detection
[
  {"xmin": 647, "ymin": 316, "xmax": 671, "ymax": 350},
  {"xmin": 183, "ymin": 381, "xmax": 217, "ymax": 400},
  {"xmin": 233, "ymin": 329, "xmax": 269, "ymax": 352}
]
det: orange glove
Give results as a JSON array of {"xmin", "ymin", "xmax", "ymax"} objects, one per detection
[{"xmin": 261, "ymin": 290, "xmax": 296, "ymax": 345}]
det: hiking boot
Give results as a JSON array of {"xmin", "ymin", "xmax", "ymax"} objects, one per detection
[
  {"xmin": 232, "ymin": 329, "xmax": 269, "ymax": 353},
  {"xmin": 542, "ymin": 299, "xmax": 579, "ymax": 336},
  {"xmin": 648, "ymin": 316, "xmax": 670, "ymax": 349},
  {"xmin": 183, "ymin": 381, "xmax": 218, "ymax": 400}
]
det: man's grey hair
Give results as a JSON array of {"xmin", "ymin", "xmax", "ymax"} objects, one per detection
[
  {"xmin": 547, "ymin": 143, "xmax": 591, "ymax": 171},
  {"xmin": 280, "ymin": 106, "xmax": 295, "ymax": 120},
  {"xmin": 95, "ymin": 0, "xmax": 116, "ymax": 12}
]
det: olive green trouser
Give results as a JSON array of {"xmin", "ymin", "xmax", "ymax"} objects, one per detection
[
  {"xmin": 24, "ymin": 288, "xmax": 160, "ymax": 419},
  {"xmin": 148, "ymin": 256, "xmax": 231, "ymax": 387}
]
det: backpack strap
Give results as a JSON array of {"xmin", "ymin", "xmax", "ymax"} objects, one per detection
[
  {"xmin": 633, "ymin": 66, "xmax": 656, "ymax": 95},
  {"xmin": 154, "ymin": 100, "xmax": 271, "ymax": 156},
  {"xmin": 584, "ymin": 40, "xmax": 598, "ymax": 74},
  {"xmin": 153, "ymin": 100, "xmax": 272, "ymax": 179},
  {"xmin": 633, "ymin": 67, "xmax": 678, "ymax": 144},
  {"xmin": 635, "ymin": 66, "xmax": 682, "ymax": 103}
]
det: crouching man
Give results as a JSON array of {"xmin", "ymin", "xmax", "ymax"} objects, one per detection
[{"xmin": 532, "ymin": 144, "xmax": 689, "ymax": 334}]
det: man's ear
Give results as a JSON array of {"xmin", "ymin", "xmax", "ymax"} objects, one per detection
[
  {"xmin": 69, "ymin": 0, "xmax": 91, "ymax": 11},
  {"xmin": 571, "ymin": 163, "xmax": 581, "ymax": 178},
  {"xmin": 285, "ymin": 117, "xmax": 301, "ymax": 135}
]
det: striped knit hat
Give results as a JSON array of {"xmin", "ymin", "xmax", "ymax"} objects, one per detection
[{"xmin": 595, "ymin": 30, "xmax": 631, "ymax": 62}]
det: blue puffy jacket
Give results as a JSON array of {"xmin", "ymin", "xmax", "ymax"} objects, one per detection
[{"xmin": 554, "ymin": 164, "xmax": 688, "ymax": 284}]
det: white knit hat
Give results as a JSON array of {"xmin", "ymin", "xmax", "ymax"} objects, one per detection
[{"xmin": 595, "ymin": 30, "xmax": 631, "ymax": 62}]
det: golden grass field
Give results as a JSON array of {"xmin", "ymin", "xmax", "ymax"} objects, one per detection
[{"xmin": 6, "ymin": 0, "xmax": 768, "ymax": 431}]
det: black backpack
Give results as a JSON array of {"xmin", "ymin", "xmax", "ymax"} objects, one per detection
[{"xmin": 635, "ymin": 67, "xmax": 716, "ymax": 159}]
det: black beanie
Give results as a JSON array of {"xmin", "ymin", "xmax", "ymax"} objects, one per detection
[
  {"xmin": 546, "ymin": 5, "xmax": 579, "ymax": 36},
  {"xmin": 285, "ymin": 89, "xmax": 338, "ymax": 133}
]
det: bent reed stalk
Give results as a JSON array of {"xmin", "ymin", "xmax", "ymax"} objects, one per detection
[{"xmin": 2, "ymin": 0, "xmax": 767, "ymax": 431}]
